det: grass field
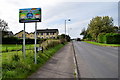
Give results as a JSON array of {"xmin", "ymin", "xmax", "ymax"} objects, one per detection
[
  {"xmin": 2, "ymin": 40, "xmax": 65, "ymax": 78},
  {"xmin": 2, "ymin": 44, "xmax": 39, "ymax": 52},
  {"xmin": 83, "ymin": 41, "xmax": 120, "ymax": 47}
]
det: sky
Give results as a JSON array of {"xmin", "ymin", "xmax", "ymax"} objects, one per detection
[{"xmin": 0, "ymin": 0, "xmax": 119, "ymax": 39}]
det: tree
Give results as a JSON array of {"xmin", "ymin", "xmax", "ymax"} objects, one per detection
[
  {"xmin": 87, "ymin": 16, "xmax": 115, "ymax": 40},
  {"xmin": 80, "ymin": 28, "xmax": 86, "ymax": 35},
  {"xmin": 80, "ymin": 28, "xmax": 92, "ymax": 40},
  {"xmin": 0, "ymin": 19, "xmax": 9, "ymax": 37},
  {"xmin": 113, "ymin": 26, "xmax": 120, "ymax": 32},
  {"xmin": 57, "ymin": 34, "xmax": 71, "ymax": 42},
  {"xmin": 0, "ymin": 19, "xmax": 9, "ymax": 31}
]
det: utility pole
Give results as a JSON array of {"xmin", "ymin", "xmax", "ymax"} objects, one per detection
[{"xmin": 65, "ymin": 20, "xmax": 66, "ymax": 40}]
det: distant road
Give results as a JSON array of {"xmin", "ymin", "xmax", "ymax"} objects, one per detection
[{"xmin": 73, "ymin": 41, "xmax": 118, "ymax": 78}]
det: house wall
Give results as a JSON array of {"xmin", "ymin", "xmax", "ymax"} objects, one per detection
[
  {"xmin": 37, "ymin": 32, "xmax": 58, "ymax": 39},
  {"xmin": 15, "ymin": 31, "xmax": 59, "ymax": 39}
]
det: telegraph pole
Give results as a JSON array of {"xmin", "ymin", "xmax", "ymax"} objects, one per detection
[{"xmin": 65, "ymin": 20, "xmax": 66, "ymax": 40}]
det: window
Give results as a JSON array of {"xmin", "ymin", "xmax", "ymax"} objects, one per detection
[
  {"xmin": 46, "ymin": 33, "xmax": 49, "ymax": 35},
  {"xmin": 41, "ymin": 33, "xmax": 43, "ymax": 35}
]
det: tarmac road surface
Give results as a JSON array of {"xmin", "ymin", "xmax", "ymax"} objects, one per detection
[{"xmin": 73, "ymin": 41, "xmax": 118, "ymax": 78}]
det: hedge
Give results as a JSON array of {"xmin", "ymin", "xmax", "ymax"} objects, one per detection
[
  {"xmin": 2, "ymin": 37, "xmax": 46, "ymax": 44},
  {"xmin": 97, "ymin": 33, "xmax": 120, "ymax": 44},
  {"xmin": 105, "ymin": 33, "xmax": 120, "ymax": 44}
]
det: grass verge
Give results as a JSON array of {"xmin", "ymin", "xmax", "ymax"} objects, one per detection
[
  {"xmin": 83, "ymin": 41, "xmax": 120, "ymax": 47},
  {"xmin": 2, "ymin": 43, "xmax": 65, "ymax": 79}
]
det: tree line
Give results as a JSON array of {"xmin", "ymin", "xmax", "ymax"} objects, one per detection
[{"xmin": 80, "ymin": 16, "xmax": 120, "ymax": 44}]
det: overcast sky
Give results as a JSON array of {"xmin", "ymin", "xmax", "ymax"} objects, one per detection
[{"xmin": 0, "ymin": 0, "xmax": 119, "ymax": 38}]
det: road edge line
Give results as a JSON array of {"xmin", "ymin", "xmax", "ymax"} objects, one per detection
[{"xmin": 72, "ymin": 41, "xmax": 81, "ymax": 80}]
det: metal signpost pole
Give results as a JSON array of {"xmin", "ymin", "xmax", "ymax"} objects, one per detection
[
  {"xmin": 20, "ymin": 8, "xmax": 41, "ymax": 62},
  {"xmin": 34, "ymin": 22, "xmax": 37, "ymax": 64},
  {"xmin": 23, "ymin": 23, "xmax": 26, "ymax": 58}
]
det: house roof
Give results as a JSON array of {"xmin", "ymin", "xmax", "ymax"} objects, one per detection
[
  {"xmin": 14, "ymin": 30, "xmax": 29, "ymax": 35},
  {"xmin": 14, "ymin": 29, "xmax": 59, "ymax": 35},
  {"xmin": 37, "ymin": 29, "xmax": 58, "ymax": 33}
]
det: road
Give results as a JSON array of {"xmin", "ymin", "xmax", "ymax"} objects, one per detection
[
  {"xmin": 73, "ymin": 41, "xmax": 118, "ymax": 78},
  {"xmin": 29, "ymin": 42, "xmax": 75, "ymax": 78}
]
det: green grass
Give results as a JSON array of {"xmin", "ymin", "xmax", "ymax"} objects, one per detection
[
  {"xmin": 2, "ymin": 43, "xmax": 65, "ymax": 78},
  {"xmin": 83, "ymin": 41, "xmax": 120, "ymax": 47},
  {"xmin": 2, "ymin": 44, "xmax": 39, "ymax": 52}
]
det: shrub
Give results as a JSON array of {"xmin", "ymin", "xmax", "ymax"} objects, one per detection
[
  {"xmin": 97, "ymin": 33, "xmax": 106, "ymax": 43},
  {"xmin": 60, "ymin": 39, "xmax": 66, "ymax": 44},
  {"xmin": 105, "ymin": 33, "xmax": 120, "ymax": 44},
  {"xmin": 12, "ymin": 54, "xmax": 20, "ymax": 61},
  {"xmin": 3, "ymin": 71, "xmax": 16, "ymax": 78},
  {"xmin": 97, "ymin": 33, "xmax": 120, "ymax": 44},
  {"xmin": 41, "ymin": 40, "xmax": 60, "ymax": 50}
]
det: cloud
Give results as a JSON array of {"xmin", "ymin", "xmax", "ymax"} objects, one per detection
[{"xmin": 0, "ymin": 0, "xmax": 118, "ymax": 39}]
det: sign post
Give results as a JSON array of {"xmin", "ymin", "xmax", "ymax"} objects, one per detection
[
  {"xmin": 34, "ymin": 22, "xmax": 37, "ymax": 64},
  {"xmin": 23, "ymin": 23, "xmax": 26, "ymax": 58},
  {"xmin": 19, "ymin": 8, "xmax": 41, "ymax": 64}
]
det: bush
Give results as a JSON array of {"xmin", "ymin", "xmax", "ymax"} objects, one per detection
[
  {"xmin": 60, "ymin": 39, "xmax": 66, "ymax": 44},
  {"xmin": 105, "ymin": 33, "xmax": 120, "ymax": 44},
  {"xmin": 97, "ymin": 33, "xmax": 120, "ymax": 44},
  {"xmin": 41, "ymin": 40, "xmax": 60, "ymax": 50},
  {"xmin": 97, "ymin": 33, "xmax": 106, "ymax": 43},
  {"xmin": 4, "ymin": 71, "xmax": 16, "ymax": 78},
  {"xmin": 12, "ymin": 54, "xmax": 20, "ymax": 61}
]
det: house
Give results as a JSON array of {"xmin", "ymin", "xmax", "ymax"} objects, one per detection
[
  {"xmin": 14, "ymin": 29, "xmax": 59, "ymax": 39},
  {"xmin": 14, "ymin": 30, "xmax": 30, "ymax": 39},
  {"xmin": 37, "ymin": 29, "xmax": 59, "ymax": 39},
  {"xmin": 27, "ymin": 32, "xmax": 34, "ymax": 39}
]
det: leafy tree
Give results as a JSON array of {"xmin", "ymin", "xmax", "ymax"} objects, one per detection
[
  {"xmin": 57, "ymin": 34, "xmax": 71, "ymax": 42},
  {"xmin": 87, "ymin": 16, "xmax": 115, "ymax": 40},
  {"xmin": 0, "ymin": 19, "xmax": 9, "ymax": 37},
  {"xmin": 113, "ymin": 26, "xmax": 120, "ymax": 32},
  {"xmin": 80, "ymin": 28, "xmax": 92, "ymax": 40},
  {"xmin": 0, "ymin": 19, "xmax": 9, "ymax": 31},
  {"xmin": 80, "ymin": 28, "xmax": 86, "ymax": 35}
]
